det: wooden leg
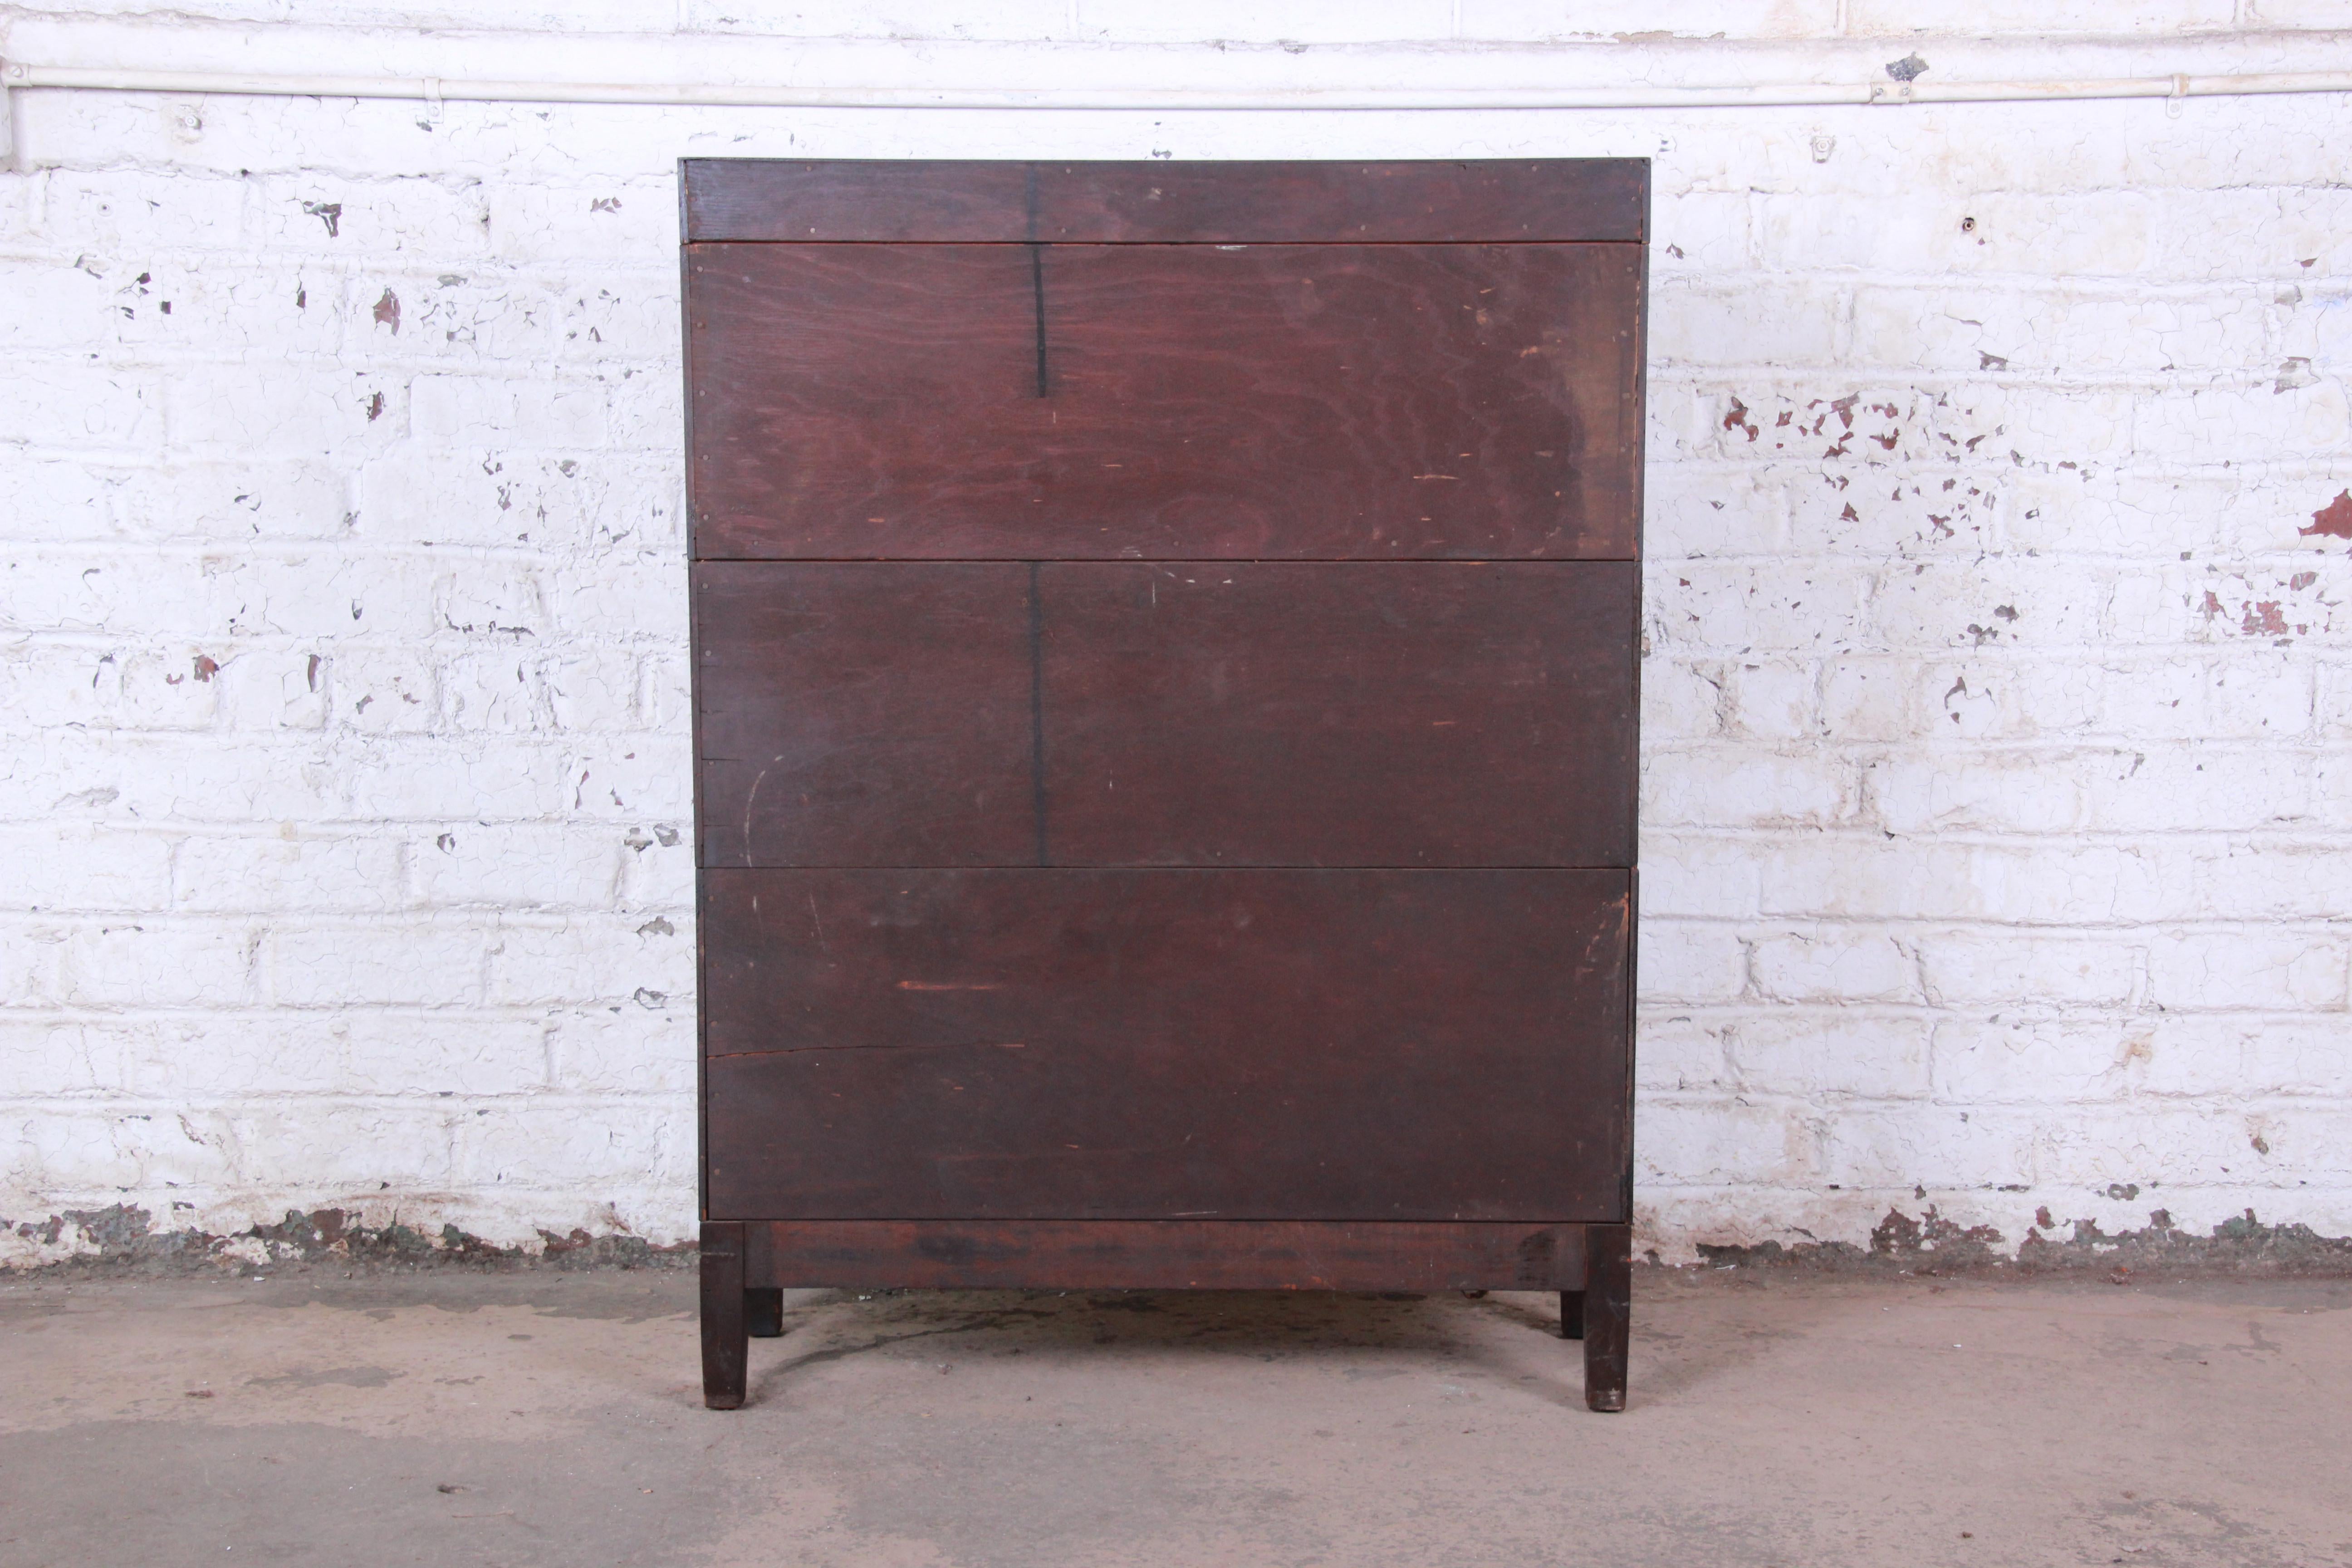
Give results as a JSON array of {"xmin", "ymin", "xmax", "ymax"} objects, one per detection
[
  {"xmin": 746, "ymin": 1287, "xmax": 785, "ymax": 1338},
  {"xmin": 1581, "ymin": 1222, "xmax": 1630, "ymax": 1413},
  {"xmin": 701, "ymin": 1221, "xmax": 748, "ymax": 1410},
  {"xmin": 1560, "ymin": 1289, "xmax": 1585, "ymax": 1340}
]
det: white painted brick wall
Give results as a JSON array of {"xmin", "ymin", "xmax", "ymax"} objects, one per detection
[{"xmin": 2, "ymin": 2, "xmax": 2348, "ymax": 1267}]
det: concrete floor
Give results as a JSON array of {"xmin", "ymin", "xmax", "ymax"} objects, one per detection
[{"xmin": 2, "ymin": 1270, "xmax": 2347, "ymax": 1568}]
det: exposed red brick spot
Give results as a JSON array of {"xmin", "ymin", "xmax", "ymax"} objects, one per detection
[
  {"xmin": 2242, "ymin": 601, "xmax": 2289, "ymax": 637},
  {"xmin": 191, "ymin": 654, "xmax": 219, "ymax": 682},
  {"xmin": 372, "ymin": 288, "xmax": 400, "ymax": 333},
  {"xmin": 2303, "ymin": 490, "xmax": 2352, "ymax": 541},
  {"xmin": 2289, "ymin": 570, "xmax": 2317, "ymax": 591}
]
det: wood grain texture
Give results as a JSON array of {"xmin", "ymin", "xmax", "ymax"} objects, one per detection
[
  {"xmin": 743, "ymin": 1219, "xmax": 1592, "ymax": 1291},
  {"xmin": 1039, "ymin": 562, "xmax": 1636, "ymax": 867},
  {"xmin": 686, "ymin": 242, "xmax": 1641, "ymax": 560},
  {"xmin": 694, "ymin": 563, "xmax": 1037, "ymax": 867},
  {"xmin": 702, "ymin": 868, "xmax": 1631, "ymax": 1222},
  {"xmin": 681, "ymin": 158, "xmax": 1647, "ymax": 245}
]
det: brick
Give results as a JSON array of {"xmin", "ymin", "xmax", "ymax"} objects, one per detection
[
  {"xmin": 1752, "ymin": 931, "xmax": 1922, "ymax": 1005},
  {"xmin": 324, "ymin": 647, "xmax": 440, "ymax": 733},
  {"xmin": 410, "ymin": 823, "xmax": 628, "ymax": 911},
  {"xmin": 1931, "ymin": 1016, "xmax": 2134, "ymax": 1106},
  {"xmin": 560, "ymin": 739, "xmax": 694, "ymax": 821},
  {"xmin": 1819, "ymin": 1108, "xmax": 2038, "ymax": 1190},
  {"xmin": 1636, "ymin": 1099, "xmax": 1808, "ymax": 1188},
  {"xmin": 2146, "ymin": 187, "xmax": 2352, "ymax": 284},
  {"xmin": 2132, "ymin": 1015, "xmax": 2352, "ymax": 1101},
  {"xmin": 1651, "ymin": 560, "xmax": 1870, "ymax": 652},
  {"xmin": 1759, "ymin": 840, "xmax": 2195, "ymax": 925},
  {"xmin": 357, "ymin": 449, "xmax": 668, "ymax": 550},
  {"xmin": 2090, "ymin": 652, "xmax": 2311, "ymax": 741},
  {"xmin": 483, "ymin": 182, "xmax": 678, "ymax": 263},
  {"xmin": 164, "ymin": 363, "xmax": 406, "ymax": 459},
  {"xmin": 1650, "ymin": 279, "xmax": 1845, "ymax": 369},
  {"xmin": 97, "ymin": 1012, "xmax": 550, "ymax": 1098},
  {"xmin": 1754, "ymin": 191, "xmax": 2153, "ymax": 278},
  {"xmin": 448, "ymin": 1099, "xmax": 685, "ymax": 1188},
  {"xmin": 0, "ymin": 359, "xmax": 162, "ymax": 451},
  {"xmin": 1927, "ymin": 382, "xmax": 2136, "ymax": 469},
  {"xmin": 2000, "ymin": 472, "xmax": 2239, "ymax": 559},
  {"xmin": 1916, "ymin": 655, "xmax": 2103, "ymax": 741},
  {"xmin": 267, "ymin": 918, "xmax": 487, "ymax": 1006},
  {"xmin": 30, "ymin": 169, "xmax": 248, "ymax": 251},
  {"xmin": 1638, "ymin": 833, "xmax": 1765, "ymax": 920},
  {"xmin": 342, "ymin": 736, "xmax": 568, "ymax": 821},
  {"xmin": 620, "ymin": 833, "xmax": 694, "ymax": 908},
  {"xmin": 110, "ymin": 461, "xmax": 353, "ymax": 543},
  {"xmin": 2188, "ymin": 842, "xmax": 2352, "ymax": 921},
  {"xmin": 214, "ymin": 646, "xmax": 333, "ymax": 731},
  {"xmin": 2118, "ymin": 561, "xmax": 2348, "ymax": 646},
  {"xmin": 547, "ymin": 1006, "xmax": 693, "ymax": 1096},
  {"xmin": 0, "ymin": 1020, "xmax": 113, "ymax": 1097},
  {"xmin": 0, "ymin": 640, "xmax": 220, "ymax": 732},
  {"xmin": 173, "ymin": 833, "xmax": 407, "ymax": 914},
  {"xmin": 486, "ymin": 914, "xmax": 694, "ymax": 1008},
  {"xmin": 0, "ymin": 827, "xmax": 174, "ymax": 913},
  {"xmin": 0, "ymin": 458, "xmax": 123, "ymax": 543},
  {"xmin": 1869, "ymin": 559, "xmax": 2112, "ymax": 652},
  {"xmin": 1645, "ymin": 465, "xmax": 1783, "ymax": 559},
  {"xmin": 1729, "ymin": 1011, "xmax": 1933, "ymax": 1099},
  {"xmin": 1642, "ymin": 657, "xmax": 1728, "ymax": 740},
  {"xmin": 6, "ymin": 1106, "xmax": 240, "ymax": 1194},
  {"xmin": 1920, "ymin": 933, "xmax": 2141, "ymax": 1007},
  {"xmin": 2039, "ymin": 1108, "xmax": 2342, "ymax": 1191},
  {"xmin": 409, "ymin": 375, "xmax": 606, "ymax": 449},
  {"xmin": 1645, "ymin": 748, "xmax": 1858, "ymax": 829},
  {"xmin": 2144, "ymin": 930, "xmax": 2349, "ymax": 1011},
  {"xmin": 1849, "ymin": 285, "xmax": 2268, "ymax": 379},
  {"xmin": 1697, "ymin": 386, "xmax": 1944, "ymax": 466},
  {"xmin": 245, "ymin": 174, "xmax": 493, "ymax": 260},
  {"xmin": 58, "ymin": 920, "xmax": 260, "ymax": 1009},
  {"xmin": 1633, "ymin": 1011, "xmax": 1734, "ymax": 1093},
  {"xmin": 0, "ymin": 733, "xmax": 349, "ymax": 825},
  {"xmin": 2135, "ymin": 378, "xmax": 2351, "ymax": 465},
  {"xmin": 1637, "ymin": 922, "xmax": 1749, "ymax": 1005},
  {"xmin": 1784, "ymin": 466, "xmax": 1997, "ymax": 559},
  {"xmin": 1817, "ymin": 656, "xmax": 1916, "ymax": 741}
]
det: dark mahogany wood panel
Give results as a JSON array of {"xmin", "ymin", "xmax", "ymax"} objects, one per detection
[
  {"xmin": 682, "ymin": 158, "xmax": 1646, "ymax": 245},
  {"xmin": 1039, "ymin": 562, "xmax": 1635, "ymax": 867},
  {"xmin": 745, "ymin": 1219, "xmax": 1592, "ymax": 1290},
  {"xmin": 686, "ymin": 242, "xmax": 1641, "ymax": 560},
  {"xmin": 702, "ymin": 868, "xmax": 1631, "ymax": 1221},
  {"xmin": 694, "ymin": 563, "xmax": 1036, "ymax": 867}
]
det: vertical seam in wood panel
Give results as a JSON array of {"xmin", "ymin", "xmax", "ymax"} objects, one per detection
[
  {"xmin": 1029, "ymin": 245, "xmax": 1049, "ymax": 398},
  {"xmin": 1026, "ymin": 164, "xmax": 1050, "ymax": 397},
  {"xmin": 1029, "ymin": 561, "xmax": 1050, "ymax": 867}
]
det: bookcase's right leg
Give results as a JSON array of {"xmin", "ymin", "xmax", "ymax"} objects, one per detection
[
  {"xmin": 701, "ymin": 1220, "xmax": 749, "ymax": 1410},
  {"xmin": 1581, "ymin": 1222, "xmax": 1631, "ymax": 1413}
]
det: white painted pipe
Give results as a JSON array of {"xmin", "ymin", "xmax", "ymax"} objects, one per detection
[{"xmin": 4, "ymin": 58, "xmax": 2351, "ymax": 111}]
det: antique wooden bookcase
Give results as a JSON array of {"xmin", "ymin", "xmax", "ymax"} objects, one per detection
[{"xmin": 682, "ymin": 158, "xmax": 1645, "ymax": 1412}]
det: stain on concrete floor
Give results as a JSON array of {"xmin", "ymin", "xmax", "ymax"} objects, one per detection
[{"xmin": 2, "ymin": 1272, "xmax": 2347, "ymax": 1567}]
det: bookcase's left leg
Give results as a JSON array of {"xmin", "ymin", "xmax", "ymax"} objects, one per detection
[
  {"xmin": 1582, "ymin": 1222, "xmax": 1631, "ymax": 1413},
  {"xmin": 701, "ymin": 1221, "xmax": 749, "ymax": 1410}
]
